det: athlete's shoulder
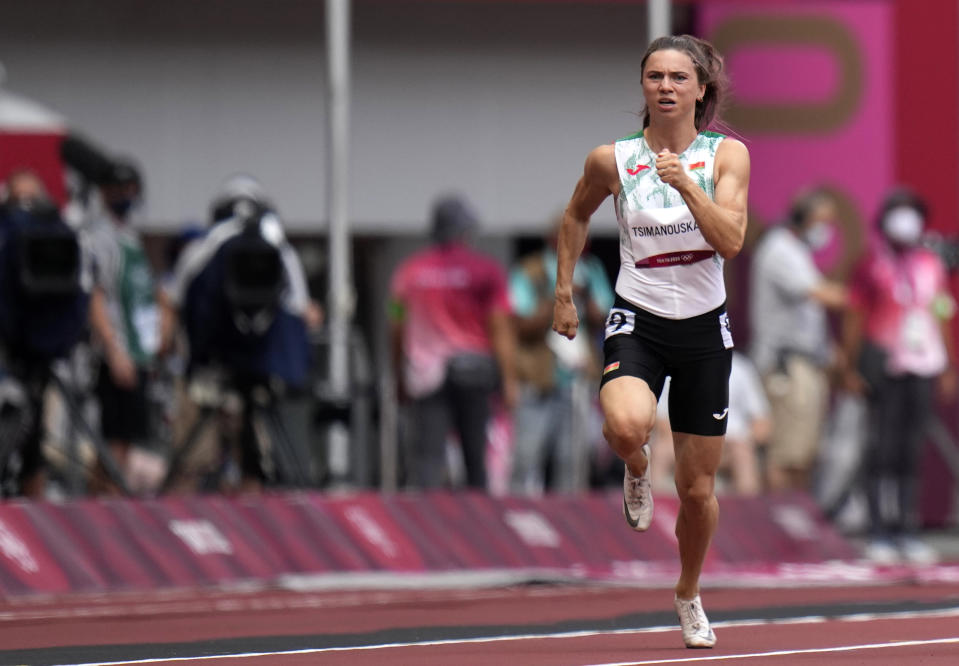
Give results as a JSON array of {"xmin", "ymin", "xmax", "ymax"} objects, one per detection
[
  {"xmin": 584, "ymin": 143, "xmax": 617, "ymax": 180},
  {"xmin": 715, "ymin": 137, "xmax": 750, "ymax": 174},
  {"xmin": 587, "ymin": 142, "xmax": 617, "ymax": 160},
  {"xmin": 715, "ymin": 136, "xmax": 749, "ymax": 157}
]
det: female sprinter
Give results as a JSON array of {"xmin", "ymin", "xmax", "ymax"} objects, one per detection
[{"xmin": 552, "ymin": 34, "xmax": 750, "ymax": 648}]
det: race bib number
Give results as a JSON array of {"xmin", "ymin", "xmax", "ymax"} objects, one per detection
[{"xmin": 604, "ymin": 308, "xmax": 636, "ymax": 339}]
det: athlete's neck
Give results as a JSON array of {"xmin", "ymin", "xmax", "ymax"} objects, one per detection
[{"xmin": 644, "ymin": 123, "xmax": 699, "ymax": 156}]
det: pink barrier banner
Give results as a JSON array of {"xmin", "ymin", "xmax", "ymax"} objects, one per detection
[
  {"xmin": 698, "ymin": 1, "xmax": 893, "ymax": 276},
  {"xmin": 0, "ymin": 491, "xmax": 863, "ymax": 598}
]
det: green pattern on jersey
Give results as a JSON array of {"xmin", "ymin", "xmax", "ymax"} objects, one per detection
[{"xmin": 615, "ymin": 130, "xmax": 725, "ymax": 213}]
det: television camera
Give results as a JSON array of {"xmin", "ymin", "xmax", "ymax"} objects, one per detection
[
  {"xmin": 163, "ymin": 194, "xmax": 314, "ymax": 491},
  {"xmin": 0, "ymin": 198, "xmax": 130, "ymax": 495}
]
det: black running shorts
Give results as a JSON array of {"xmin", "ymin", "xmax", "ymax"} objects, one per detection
[{"xmin": 599, "ymin": 296, "xmax": 733, "ymax": 436}]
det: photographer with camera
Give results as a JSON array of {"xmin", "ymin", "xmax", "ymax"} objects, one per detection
[
  {"xmin": 161, "ymin": 174, "xmax": 313, "ymax": 492},
  {"xmin": 0, "ymin": 169, "xmax": 94, "ymax": 498}
]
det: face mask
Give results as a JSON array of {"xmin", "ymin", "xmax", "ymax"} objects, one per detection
[
  {"xmin": 803, "ymin": 221, "xmax": 833, "ymax": 250},
  {"xmin": 9, "ymin": 196, "xmax": 38, "ymax": 212},
  {"xmin": 108, "ymin": 198, "xmax": 135, "ymax": 219},
  {"xmin": 883, "ymin": 206, "xmax": 923, "ymax": 246}
]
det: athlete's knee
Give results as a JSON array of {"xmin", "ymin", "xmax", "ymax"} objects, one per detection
[
  {"xmin": 675, "ymin": 474, "xmax": 716, "ymax": 509},
  {"xmin": 602, "ymin": 410, "xmax": 655, "ymax": 449}
]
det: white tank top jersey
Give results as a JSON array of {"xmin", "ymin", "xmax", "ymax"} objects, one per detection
[{"xmin": 613, "ymin": 130, "xmax": 726, "ymax": 319}]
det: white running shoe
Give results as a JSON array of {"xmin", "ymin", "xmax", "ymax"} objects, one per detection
[
  {"xmin": 899, "ymin": 537, "xmax": 939, "ymax": 566},
  {"xmin": 863, "ymin": 538, "xmax": 900, "ymax": 565},
  {"xmin": 622, "ymin": 443, "xmax": 653, "ymax": 531},
  {"xmin": 674, "ymin": 594, "xmax": 716, "ymax": 648}
]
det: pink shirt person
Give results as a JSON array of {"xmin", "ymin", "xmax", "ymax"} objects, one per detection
[
  {"xmin": 390, "ymin": 237, "xmax": 511, "ymax": 398},
  {"xmin": 849, "ymin": 239, "xmax": 954, "ymax": 378}
]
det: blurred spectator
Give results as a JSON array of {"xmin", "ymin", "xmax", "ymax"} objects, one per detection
[
  {"xmin": 86, "ymin": 159, "xmax": 162, "ymax": 494},
  {"xmin": 841, "ymin": 187, "xmax": 956, "ymax": 565},
  {"xmin": 0, "ymin": 170, "xmax": 93, "ymax": 497},
  {"xmin": 153, "ymin": 224, "xmax": 209, "ymax": 492},
  {"xmin": 389, "ymin": 195, "xmax": 517, "ymax": 490},
  {"xmin": 749, "ymin": 188, "xmax": 848, "ymax": 492},
  {"xmin": 650, "ymin": 351, "xmax": 770, "ymax": 496},
  {"xmin": 162, "ymin": 174, "xmax": 313, "ymax": 492},
  {"xmin": 0, "ymin": 168, "xmax": 48, "ymax": 211},
  {"xmin": 508, "ymin": 214, "xmax": 613, "ymax": 495}
]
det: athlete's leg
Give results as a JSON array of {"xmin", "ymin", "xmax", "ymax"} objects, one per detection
[
  {"xmin": 650, "ymin": 416, "xmax": 676, "ymax": 493},
  {"xmin": 599, "ymin": 375, "xmax": 658, "ymax": 477},
  {"xmin": 724, "ymin": 436, "xmax": 761, "ymax": 496},
  {"xmin": 672, "ymin": 431, "xmax": 724, "ymax": 599}
]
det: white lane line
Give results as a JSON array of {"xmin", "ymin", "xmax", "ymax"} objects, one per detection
[
  {"xmin": 50, "ymin": 605, "xmax": 959, "ymax": 666},
  {"xmin": 584, "ymin": 637, "xmax": 959, "ymax": 665}
]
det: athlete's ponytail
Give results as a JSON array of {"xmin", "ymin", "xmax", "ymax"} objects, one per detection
[{"xmin": 640, "ymin": 34, "xmax": 728, "ymax": 132}]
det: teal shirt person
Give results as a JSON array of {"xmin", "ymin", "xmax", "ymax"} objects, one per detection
[{"xmin": 510, "ymin": 248, "xmax": 613, "ymax": 387}]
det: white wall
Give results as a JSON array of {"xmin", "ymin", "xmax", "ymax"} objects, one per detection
[{"xmin": 0, "ymin": 0, "xmax": 666, "ymax": 233}]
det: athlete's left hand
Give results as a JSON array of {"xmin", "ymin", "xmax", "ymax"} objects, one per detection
[{"xmin": 655, "ymin": 150, "xmax": 693, "ymax": 190}]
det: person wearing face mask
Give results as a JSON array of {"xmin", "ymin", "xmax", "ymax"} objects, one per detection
[
  {"xmin": 841, "ymin": 187, "xmax": 956, "ymax": 565},
  {"xmin": 86, "ymin": 158, "xmax": 161, "ymax": 494},
  {"xmin": 749, "ymin": 187, "xmax": 849, "ymax": 492}
]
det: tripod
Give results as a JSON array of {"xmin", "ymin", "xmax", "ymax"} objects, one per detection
[
  {"xmin": 160, "ymin": 369, "xmax": 313, "ymax": 493},
  {"xmin": 0, "ymin": 358, "xmax": 131, "ymax": 497}
]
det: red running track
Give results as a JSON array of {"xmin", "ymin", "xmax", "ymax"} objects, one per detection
[{"xmin": 1, "ymin": 581, "xmax": 959, "ymax": 664}]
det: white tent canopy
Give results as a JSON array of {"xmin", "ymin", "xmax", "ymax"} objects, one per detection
[{"xmin": 0, "ymin": 89, "xmax": 65, "ymax": 133}]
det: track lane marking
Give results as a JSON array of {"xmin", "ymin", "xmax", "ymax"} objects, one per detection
[
  {"xmin": 39, "ymin": 605, "xmax": 959, "ymax": 666},
  {"xmin": 585, "ymin": 637, "xmax": 959, "ymax": 665}
]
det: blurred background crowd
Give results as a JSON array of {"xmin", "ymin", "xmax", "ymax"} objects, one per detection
[{"xmin": 1, "ymin": 0, "xmax": 958, "ymax": 567}]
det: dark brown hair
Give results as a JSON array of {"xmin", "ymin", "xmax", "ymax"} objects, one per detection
[{"xmin": 640, "ymin": 34, "xmax": 728, "ymax": 131}]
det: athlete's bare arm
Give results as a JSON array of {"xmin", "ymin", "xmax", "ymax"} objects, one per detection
[
  {"xmin": 655, "ymin": 138, "xmax": 750, "ymax": 259},
  {"xmin": 553, "ymin": 144, "xmax": 618, "ymax": 340}
]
